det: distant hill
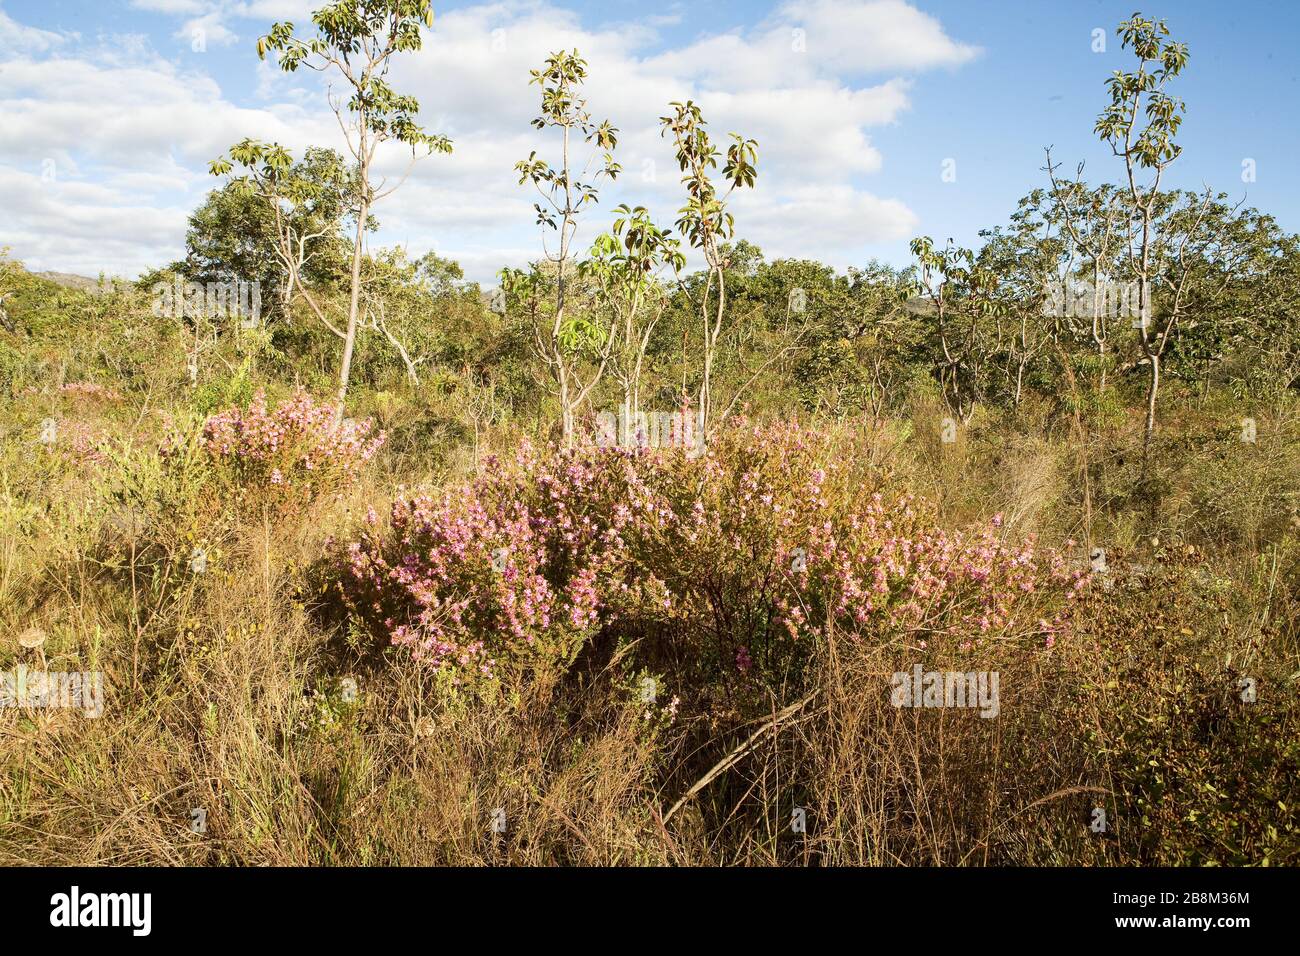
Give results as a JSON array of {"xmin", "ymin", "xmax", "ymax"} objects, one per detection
[
  {"xmin": 33, "ymin": 272, "xmax": 118, "ymax": 295},
  {"xmin": 0, "ymin": 262, "xmax": 102, "ymax": 335}
]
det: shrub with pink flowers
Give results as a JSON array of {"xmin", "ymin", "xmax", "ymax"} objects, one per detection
[
  {"xmin": 334, "ymin": 418, "xmax": 1084, "ymax": 689},
  {"xmin": 612, "ymin": 419, "xmax": 1086, "ymax": 684},
  {"xmin": 59, "ymin": 381, "xmax": 123, "ymax": 401},
  {"xmin": 336, "ymin": 439, "xmax": 666, "ymax": 678},
  {"xmin": 198, "ymin": 389, "xmax": 384, "ymax": 501},
  {"xmin": 61, "ymin": 419, "xmax": 113, "ymax": 467}
]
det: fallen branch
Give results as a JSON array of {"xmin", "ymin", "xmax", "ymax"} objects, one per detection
[{"xmin": 663, "ymin": 692, "xmax": 817, "ymax": 824}]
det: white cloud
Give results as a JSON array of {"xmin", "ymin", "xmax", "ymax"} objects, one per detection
[
  {"xmin": 130, "ymin": 0, "xmax": 207, "ymax": 15},
  {"xmin": 230, "ymin": 0, "xmax": 317, "ymax": 19},
  {"xmin": 0, "ymin": 165, "xmax": 191, "ymax": 278},
  {"xmin": 0, "ymin": 32, "xmax": 337, "ymax": 277},
  {"xmin": 180, "ymin": 12, "xmax": 241, "ymax": 49},
  {"xmin": 131, "ymin": 1, "xmax": 206, "ymax": 13},
  {"xmin": 777, "ymin": 0, "xmax": 979, "ymax": 73},
  {"xmin": 740, "ymin": 184, "xmax": 919, "ymax": 262},
  {"xmin": 0, "ymin": 52, "xmax": 333, "ymax": 169},
  {"xmin": 0, "ymin": 0, "xmax": 976, "ymax": 281},
  {"xmin": 0, "ymin": 7, "xmax": 66, "ymax": 56}
]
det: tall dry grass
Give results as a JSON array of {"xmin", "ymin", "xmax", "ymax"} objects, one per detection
[{"xmin": 1, "ymin": 386, "xmax": 1297, "ymax": 866}]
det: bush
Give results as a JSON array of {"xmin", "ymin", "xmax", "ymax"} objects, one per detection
[
  {"xmin": 196, "ymin": 389, "xmax": 384, "ymax": 507},
  {"xmin": 335, "ymin": 419, "xmax": 1083, "ymax": 700},
  {"xmin": 336, "ymin": 438, "xmax": 643, "ymax": 678}
]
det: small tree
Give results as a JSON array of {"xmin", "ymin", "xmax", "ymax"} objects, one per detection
[
  {"xmin": 1042, "ymin": 165, "xmax": 1129, "ymax": 392},
  {"xmin": 660, "ymin": 101, "xmax": 758, "ymax": 437},
  {"xmin": 975, "ymin": 196, "xmax": 1059, "ymax": 410},
  {"xmin": 909, "ymin": 236, "xmax": 1002, "ymax": 421},
  {"xmin": 188, "ymin": 147, "xmax": 351, "ymax": 322},
  {"xmin": 207, "ymin": 141, "xmax": 357, "ymax": 341},
  {"xmin": 357, "ymin": 247, "xmax": 438, "ymax": 385},
  {"xmin": 1159, "ymin": 194, "xmax": 1281, "ymax": 396},
  {"xmin": 1092, "ymin": 12, "xmax": 1202, "ymax": 460},
  {"xmin": 215, "ymin": 0, "xmax": 451, "ymax": 421},
  {"xmin": 582, "ymin": 204, "xmax": 684, "ymax": 432},
  {"xmin": 831, "ymin": 262, "xmax": 919, "ymax": 418},
  {"xmin": 513, "ymin": 50, "xmax": 621, "ymax": 446}
]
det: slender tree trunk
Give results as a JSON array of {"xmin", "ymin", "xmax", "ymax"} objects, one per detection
[
  {"xmin": 335, "ymin": 196, "xmax": 369, "ymax": 423},
  {"xmin": 698, "ymin": 264, "xmax": 722, "ymax": 437},
  {"xmin": 1143, "ymin": 352, "xmax": 1160, "ymax": 464},
  {"xmin": 556, "ymin": 124, "xmax": 575, "ymax": 448},
  {"xmin": 377, "ymin": 315, "xmax": 419, "ymax": 384}
]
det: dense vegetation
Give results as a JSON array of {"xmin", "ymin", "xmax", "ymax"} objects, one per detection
[{"xmin": 0, "ymin": 5, "xmax": 1296, "ymax": 865}]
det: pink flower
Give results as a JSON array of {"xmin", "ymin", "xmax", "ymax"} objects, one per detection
[{"xmin": 197, "ymin": 389, "xmax": 384, "ymax": 498}]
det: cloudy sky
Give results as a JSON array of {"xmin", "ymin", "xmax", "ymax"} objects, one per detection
[{"xmin": 2, "ymin": 0, "xmax": 1297, "ymax": 283}]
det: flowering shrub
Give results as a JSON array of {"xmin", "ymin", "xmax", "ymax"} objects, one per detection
[
  {"xmin": 199, "ymin": 390, "xmax": 384, "ymax": 498},
  {"xmin": 770, "ymin": 497, "xmax": 1084, "ymax": 646},
  {"xmin": 612, "ymin": 419, "xmax": 1085, "ymax": 683},
  {"xmin": 61, "ymin": 419, "xmax": 112, "ymax": 467},
  {"xmin": 337, "ymin": 440, "xmax": 666, "ymax": 677},
  {"xmin": 335, "ymin": 419, "xmax": 1083, "ymax": 687}
]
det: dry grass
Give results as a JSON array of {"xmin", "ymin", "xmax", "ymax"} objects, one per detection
[{"xmin": 1, "ymin": 386, "xmax": 1298, "ymax": 866}]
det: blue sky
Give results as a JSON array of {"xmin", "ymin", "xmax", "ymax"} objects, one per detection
[{"xmin": 2, "ymin": 0, "xmax": 1297, "ymax": 282}]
